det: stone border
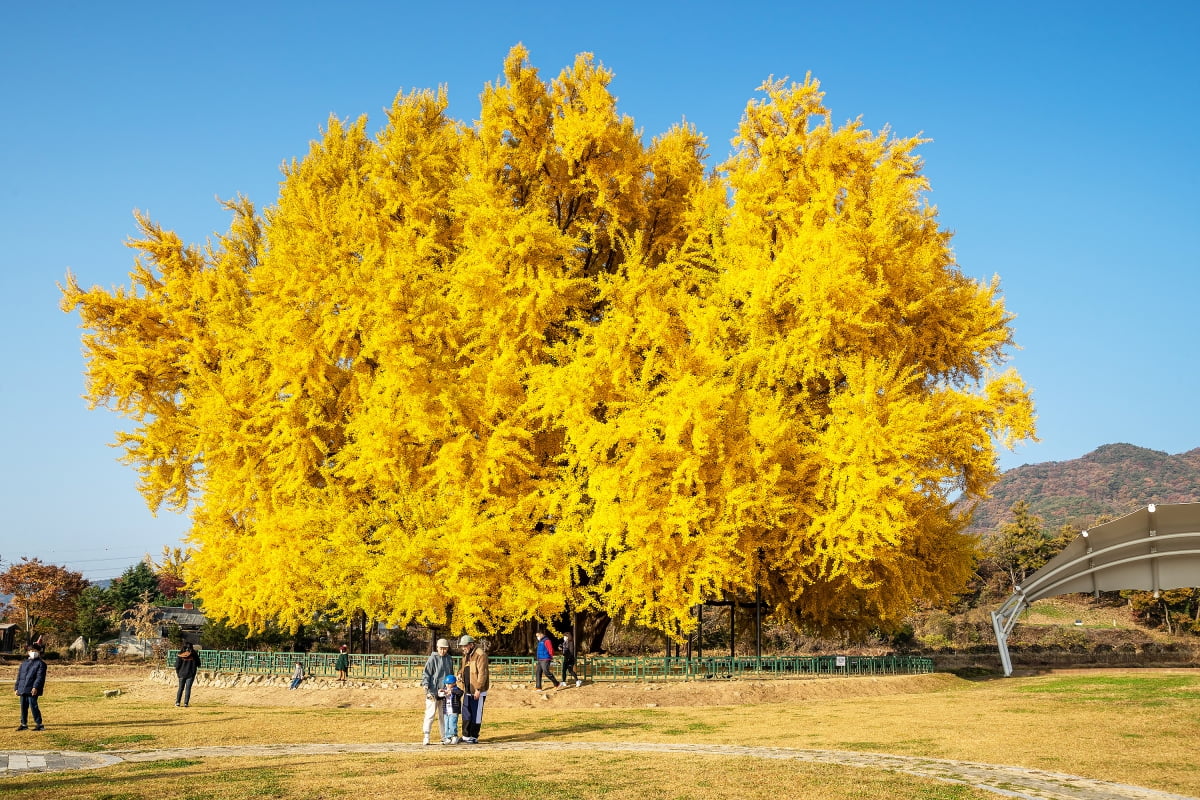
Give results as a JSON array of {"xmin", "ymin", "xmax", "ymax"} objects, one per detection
[{"xmin": 148, "ymin": 668, "xmax": 418, "ymax": 690}]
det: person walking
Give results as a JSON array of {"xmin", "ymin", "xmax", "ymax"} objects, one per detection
[
  {"xmin": 14, "ymin": 642, "xmax": 47, "ymax": 731},
  {"xmin": 561, "ymin": 631, "xmax": 581, "ymax": 687},
  {"xmin": 174, "ymin": 642, "xmax": 199, "ymax": 707},
  {"xmin": 334, "ymin": 645, "xmax": 350, "ymax": 682},
  {"xmin": 458, "ymin": 635, "xmax": 490, "ymax": 743},
  {"xmin": 421, "ymin": 638, "xmax": 454, "ymax": 745},
  {"xmin": 533, "ymin": 630, "xmax": 563, "ymax": 690}
]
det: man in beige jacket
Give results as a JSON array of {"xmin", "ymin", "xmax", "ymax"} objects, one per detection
[{"xmin": 458, "ymin": 635, "xmax": 490, "ymax": 743}]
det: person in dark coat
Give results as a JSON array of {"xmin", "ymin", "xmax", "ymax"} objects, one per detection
[
  {"xmin": 174, "ymin": 642, "xmax": 199, "ymax": 707},
  {"xmin": 335, "ymin": 645, "xmax": 350, "ymax": 681},
  {"xmin": 14, "ymin": 642, "xmax": 47, "ymax": 731},
  {"xmin": 561, "ymin": 631, "xmax": 581, "ymax": 687}
]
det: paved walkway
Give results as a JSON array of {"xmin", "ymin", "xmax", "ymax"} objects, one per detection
[{"xmin": 2, "ymin": 741, "xmax": 1195, "ymax": 800}]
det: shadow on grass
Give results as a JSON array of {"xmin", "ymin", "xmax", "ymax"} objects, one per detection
[
  {"xmin": 48, "ymin": 715, "xmax": 249, "ymax": 730},
  {"xmin": 483, "ymin": 719, "xmax": 647, "ymax": 743},
  {"xmin": 948, "ymin": 667, "xmax": 1007, "ymax": 682},
  {"xmin": 1, "ymin": 757, "xmax": 333, "ymax": 800},
  {"xmin": 45, "ymin": 731, "xmax": 158, "ymax": 752}
]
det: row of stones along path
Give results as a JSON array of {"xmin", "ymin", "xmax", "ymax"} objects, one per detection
[{"xmin": 2, "ymin": 740, "xmax": 1195, "ymax": 800}]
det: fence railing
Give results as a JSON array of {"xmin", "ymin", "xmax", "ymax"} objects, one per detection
[{"xmin": 167, "ymin": 651, "xmax": 934, "ymax": 681}]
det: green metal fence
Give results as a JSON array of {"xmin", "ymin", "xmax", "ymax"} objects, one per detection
[{"xmin": 168, "ymin": 650, "xmax": 933, "ymax": 681}]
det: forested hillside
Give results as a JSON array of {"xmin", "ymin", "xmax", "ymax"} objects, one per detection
[{"xmin": 967, "ymin": 444, "xmax": 1200, "ymax": 534}]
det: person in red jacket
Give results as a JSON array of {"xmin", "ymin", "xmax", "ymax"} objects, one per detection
[{"xmin": 534, "ymin": 630, "xmax": 563, "ymax": 690}]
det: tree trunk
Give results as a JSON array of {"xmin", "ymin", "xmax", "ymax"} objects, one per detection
[
  {"xmin": 581, "ymin": 611, "xmax": 611, "ymax": 654},
  {"xmin": 487, "ymin": 620, "xmax": 533, "ymax": 656},
  {"xmin": 292, "ymin": 624, "xmax": 308, "ymax": 653}
]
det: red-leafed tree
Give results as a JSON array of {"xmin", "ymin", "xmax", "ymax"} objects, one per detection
[{"xmin": 0, "ymin": 557, "xmax": 89, "ymax": 641}]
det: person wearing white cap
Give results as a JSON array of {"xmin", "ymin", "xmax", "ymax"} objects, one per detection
[
  {"xmin": 421, "ymin": 638, "xmax": 454, "ymax": 745},
  {"xmin": 457, "ymin": 634, "xmax": 490, "ymax": 743}
]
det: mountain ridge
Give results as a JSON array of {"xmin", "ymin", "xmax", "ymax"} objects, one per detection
[{"xmin": 966, "ymin": 443, "xmax": 1200, "ymax": 533}]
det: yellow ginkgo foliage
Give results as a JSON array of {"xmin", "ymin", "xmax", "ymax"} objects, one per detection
[{"xmin": 61, "ymin": 47, "xmax": 1033, "ymax": 638}]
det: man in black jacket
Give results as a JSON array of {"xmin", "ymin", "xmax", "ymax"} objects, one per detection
[
  {"xmin": 175, "ymin": 642, "xmax": 199, "ymax": 707},
  {"xmin": 14, "ymin": 642, "xmax": 47, "ymax": 731}
]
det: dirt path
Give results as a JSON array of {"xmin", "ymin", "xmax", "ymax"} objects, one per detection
[{"xmin": 2, "ymin": 740, "xmax": 1195, "ymax": 800}]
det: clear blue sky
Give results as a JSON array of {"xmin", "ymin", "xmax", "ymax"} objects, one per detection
[{"xmin": 2, "ymin": 2, "xmax": 1197, "ymax": 582}]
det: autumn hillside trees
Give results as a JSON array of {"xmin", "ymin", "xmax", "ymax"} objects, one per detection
[
  {"xmin": 0, "ymin": 551, "xmax": 193, "ymax": 651},
  {"xmin": 61, "ymin": 46, "xmax": 1035, "ymax": 639},
  {"xmin": 0, "ymin": 558, "xmax": 88, "ymax": 641}
]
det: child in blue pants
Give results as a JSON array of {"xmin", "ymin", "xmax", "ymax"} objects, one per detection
[{"xmin": 438, "ymin": 674, "xmax": 464, "ymax": 744}]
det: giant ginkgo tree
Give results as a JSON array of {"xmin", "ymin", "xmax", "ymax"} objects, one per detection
[{"xmin": 62, "ymin": 46, "xmax": 1034, "ymax": 638}]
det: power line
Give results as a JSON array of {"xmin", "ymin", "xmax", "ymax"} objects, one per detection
[
  {"xmin": 53, "ymin": 555, "xmax": 147, "ymax": 565},
  {"xmin": 1, "ymin": 554, "xmax": 148, "ymax": 568}
]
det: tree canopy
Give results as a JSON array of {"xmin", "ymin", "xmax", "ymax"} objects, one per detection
[
  {"xmin": 984, "ymin": 501, "xmax": 1075, "ymax": 590},
  {"xmin": 61, "ymin": 46, "xmax": 1035, "ymax": 638}
]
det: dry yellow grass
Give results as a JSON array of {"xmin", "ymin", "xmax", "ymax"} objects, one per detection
[
  {"xmin": 1023, "ymin": 598, "xmax": 1157, "ymax": 631},
  {"xmin": 1, "ymin": 667, "xmax": 1196, "ymax": 799},
  {"xmin": 6, "ymin": 750, "xmax": 993, "ymax": 800}
]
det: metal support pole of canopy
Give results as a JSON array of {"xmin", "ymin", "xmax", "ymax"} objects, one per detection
[{"xmin": 991, "ymin": 591, "xmax": 1027, "ymax": 677}]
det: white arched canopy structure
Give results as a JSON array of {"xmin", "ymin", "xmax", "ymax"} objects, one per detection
[{"xmin": 991, "ymin": 502, "xmax": 1200, "ymax": 676}]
